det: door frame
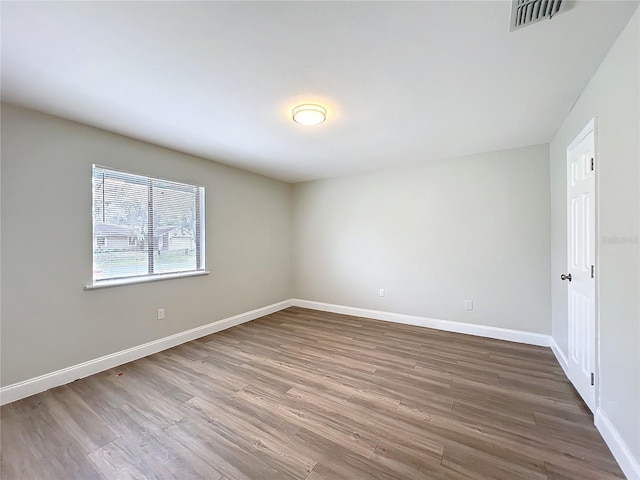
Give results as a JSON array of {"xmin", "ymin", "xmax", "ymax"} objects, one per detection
[{"xmin": 566, "ymin": 116, "xmax": 600, "ymax": 411}]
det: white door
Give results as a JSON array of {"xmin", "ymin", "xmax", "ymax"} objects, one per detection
[{"xmin": 565, "ymin": 119, "xmax": 597, "ymax": 412}]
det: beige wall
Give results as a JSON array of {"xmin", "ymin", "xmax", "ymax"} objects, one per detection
[
  {"xmin": 293, "ymin": 144, "xmax": 551, "ymax": 334},
  {"xmin": 550, "ymin": 8, "xmax": 640, "ymax": 462},
  {"xmin": 0, "ymin": 103, "xmax": 293, "ymax": 386}
]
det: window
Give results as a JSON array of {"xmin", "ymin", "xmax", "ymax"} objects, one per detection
[{"xmin": 91, "ymin": 165, "xmax": 205, "ymax": 286}]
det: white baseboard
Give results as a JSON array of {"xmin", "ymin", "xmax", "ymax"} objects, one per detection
[
  {"xmin": 291, "ymin": 299, "xmax": 551, "ymax": 347},
  {"xmin": 5, "ymin": 298, "xmax": 636, "ymax": 480},
  {"xmin": 595, "ymin": 408, "xmax": 640, "ymax": 479},
  {"xmin": 0, "ymin": 299, "xmax": 292, "ymax": 406},
  {"xmin": 552, "ymin": 341, "xmax": 639, "ymax": 480},
  {"xmin": 0, "ymin": 298, "xmax": 551, "ymax": 405},
  {"xmin": 550, "ymin": 337, "xmax": 570, "ymax": 378}
]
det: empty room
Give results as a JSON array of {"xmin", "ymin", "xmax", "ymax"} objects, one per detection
[{"xmin": 1, "ymin": 1, "xmax": 639, "ymax": 479}]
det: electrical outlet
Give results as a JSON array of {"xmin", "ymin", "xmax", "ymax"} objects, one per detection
[
  {"xmin": 379, "ymin": 288, "xmax": 385, "ymax": 297},
  {"xmin": 464, "ymin": 300, "xmax": 473, "ymax": 311},
  {"xmin": 157, "ymin": 308, "xmax": 165, "ymax": 320}
]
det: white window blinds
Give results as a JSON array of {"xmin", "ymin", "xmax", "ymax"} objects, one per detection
[{"xmin": 92, "ymin": 165, "xmax": 205, "ymax": 284}]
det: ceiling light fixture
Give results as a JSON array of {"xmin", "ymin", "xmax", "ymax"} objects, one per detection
[{"xmin": 292, "ymin": 104, "xmax": 327, "ymax": 126}]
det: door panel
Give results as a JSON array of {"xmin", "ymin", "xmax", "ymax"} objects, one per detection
[{"xmin": 566, "ymin": 121, "xmax": 596, "ymax": 412}]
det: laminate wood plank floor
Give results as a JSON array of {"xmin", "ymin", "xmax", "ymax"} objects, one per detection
[{"xmin": 1, "ymin": 307, "xmax": 624, "ymax": 479}]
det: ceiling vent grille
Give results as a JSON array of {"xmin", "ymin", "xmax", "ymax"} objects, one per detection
[{"xmin": 510, "ymin": 0, "xmax": 570, "ymax": 31}]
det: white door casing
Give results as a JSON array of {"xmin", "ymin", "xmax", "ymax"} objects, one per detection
[{"xmin": 565, "ymin": 118, "xmax": 597, "ymax": 412}]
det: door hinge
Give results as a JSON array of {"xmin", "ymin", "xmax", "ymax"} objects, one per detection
[
  {"xmin": 591, "ymin": 372, "xmax": 595, "ymax": 386},
  {"xmin": 591, "ymin": 265, "xmax": 595, "ymax": 278},
  {"xmin": 590, "ymin": 158, "xmax": 594, "ymax": 171}
]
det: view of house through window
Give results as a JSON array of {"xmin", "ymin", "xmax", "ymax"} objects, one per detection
[{"xmin": 92, "ymin": 166, "xmax": 205, "ymax": 283}]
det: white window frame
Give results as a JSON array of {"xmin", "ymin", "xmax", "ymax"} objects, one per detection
[{"xmin": 87, "ymin": 165, "xmax": 208, "ymax": 289}]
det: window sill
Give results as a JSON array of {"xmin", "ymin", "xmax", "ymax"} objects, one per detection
[{"xmin": 85, "ymin": 270, "xmax": 210, "ymax": 290}]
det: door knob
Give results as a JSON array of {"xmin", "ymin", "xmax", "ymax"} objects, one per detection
[{"xmin": 561, "ymin": 273, "xmax": 572, "ymax": 281}]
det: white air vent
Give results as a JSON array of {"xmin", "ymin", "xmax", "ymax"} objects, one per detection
[{"xmin": 510, "ymin": 0, "xmax": 571, "ymax": 31}]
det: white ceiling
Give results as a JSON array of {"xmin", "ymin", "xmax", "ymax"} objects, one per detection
[{"xmin": 1, "ymin": 1, "xmax": 637, "ymax": 183}]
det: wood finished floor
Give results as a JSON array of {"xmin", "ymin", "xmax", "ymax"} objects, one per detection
[{"xmin": 1, "ymin": 307, "xmax": 624, "ymax": 480}]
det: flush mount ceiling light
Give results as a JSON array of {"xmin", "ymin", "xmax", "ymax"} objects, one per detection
[{"xmin": 292, "ymin": 104, "xmax": 327, "ymax": 126}]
